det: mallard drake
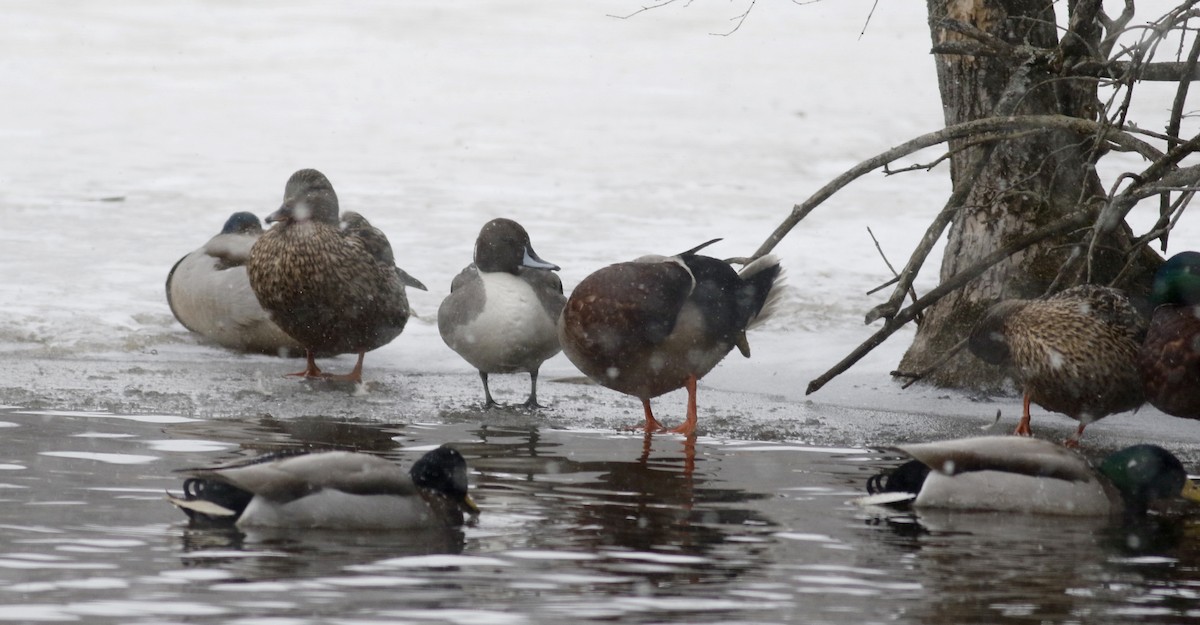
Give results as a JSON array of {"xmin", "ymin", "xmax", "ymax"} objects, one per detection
[
  {"xmin": 1140, "ymin": 251, "xmax": 1200, "ymax": 419},
  {"xmin": 968, "ymin": 284, "xmax": 1146, "ymax": 445},
  {"xmin": 558, "ymin": 239, "xmax": 782, "ymax": 435},
  {"xmin": 165, "ymin": 212, "xmax": 303, "ymax": 355},
  {"xmin": 247, "ymin": 169, "xmax": 427, "ymax": 383},
  {"xmin": 167, "ymin": 446, "xmax": 479, "ymax": 530},
  {"xmin": 438, "ymin": 218, "xmax": 565, "ymax": 409},
  {"xmin": 862, "ymin": 435, "xmax": 1200, "ymax": 516}
]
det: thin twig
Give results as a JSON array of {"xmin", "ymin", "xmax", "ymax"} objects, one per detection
[
  {"xmin": 859, "ymin": 0, "xmax": 878, "ymax": 40},
  {"xmin": 805, "ymin": 211, "xmax": 1092, "ymax": 396},
  {"xmin": 606, "ymin": 0, "xmax": 687, "ymax": 20},
  {"xmin": 711, "ymin": 0, "xmax": 756, "ymax": 36},
  {"xmin": 867, "ymin": 227, "xmax": 922, "ymax": 324},
  {"xmin": 894, "ymin": 338, "xmax": 969, "ymax": 389}
]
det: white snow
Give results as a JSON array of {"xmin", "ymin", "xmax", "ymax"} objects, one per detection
[{"xmin": 0, "ymin": 0, "xmax": 1196, "ymax": 438}]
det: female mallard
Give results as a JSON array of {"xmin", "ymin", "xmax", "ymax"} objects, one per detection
[
  {"xmin": 168, "ymin": 446, "xmax": 479, "ymax": 530},
  {"xmin": 863, "ymin": 435, "xmax": 1200, "ymax": 517},
  {"xmin": 968, "ymin": 284, "xmax": 1145, "ymax": 445},
  {"xmin": 438, "ymin": 218, "xmax": 565, "ymax": 409},
  {"xmin": 558, "ymin": 240, "xmax": 782, "ymax": 435},
  {"xmin": 1140, "ymin": 251, "xmax": 1200, "ymax": 419},
  {"xmin": 166, "ymin": 212, "xmax": 304, "ymax": 355},
  {"xmin": 247, "ymin": 169, "xmax": 427, "ymax": 383}
]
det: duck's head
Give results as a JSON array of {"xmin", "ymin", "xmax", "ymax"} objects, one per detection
[
  {"xmin": 1151, "ymin": 251, "xmax": 1200, "ymax": 308},
  {"xmin": 267, "ymin": 169, "xmax": 339, "ymax": 226},
  {"xmin": 410, "ymin": 446, "xmax": 479, "ymax": 515},
  {"xmin": 474, "ymin": 218, "xmax": 559, "ymax": 274},
  {"xmin": 967, "ymin": 300, "xmax": 1023, "ymax": 365},
  {"xmin": 1099, "ymin": 444, "xmax": 1200, "ymax": 515},
  {"xmin": 221, "ymin": 211, "xmax": 263, "ymax": 236}
]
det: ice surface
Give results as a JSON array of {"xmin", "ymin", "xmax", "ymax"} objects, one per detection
[{"xmin": 0, "ymin": 0, "xmax": 1198, "ymax": 448}]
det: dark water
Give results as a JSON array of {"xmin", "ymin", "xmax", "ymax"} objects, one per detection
[{"xmin": 2, "ymin": 406, "xmax": 1200, "ymax": 624}]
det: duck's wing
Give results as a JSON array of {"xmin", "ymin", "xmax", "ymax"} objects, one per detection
[
  {"xmin": 568, "ymin": 260, "xmax": 694, "ymax": 347},
  {"xmin": 202, "ymin": 232, "xmax": 257, "ymax": 271},
  {"xmin": 184, "ymin": 451, "xmax": 419, "ymax": 503},
  {"xmin": 395, "ymin": 267, "xmax": 428, "ymax": 291},
  {"xmin": 894, "ymin": 436, "xmax": 1096, "ymax": 483},
  {"xmin": 448, "ymin": 264, "xmax": 480, "ymax": 294},
  {"xmin": 1052, "ymin": 284, "xmax": 1146, "ymax": 339},
  {"xmin": 518, "ymin": 266, "xmax": 566, "ymax": 318},
  {"xmin": 340, "ymin": 211, "xmax": 396, "ymax": 265},
  {"xmin": 341, "ymin": 211, "xmax": 427, "ymax": 291},
  {"xmin": 164, "ymin": 253, "xmax": 195, "ymax": 332}
]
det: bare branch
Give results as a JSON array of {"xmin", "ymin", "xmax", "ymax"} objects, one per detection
[
  {"xmin": 867, "ymin": 227, "xmax": 922, "ymax": 324},
  {"xmin": 606, "ymin": 0, "xmax": 689, "ymax": 21},
  {"xmin": 711, "ymin": 0, "xmax": 756, "ymax": 37},
  {"xmin": 860, "ymin": 0, "xmax": 878, "ymax": 39},
  {"xmin": 751, "ymin": 114, "xmax": 1165, "ymax": 265},
  {"xmin": 805, "ymin": 211, "xmax": 1092, "ymax": 396},
  {"xmin": 894, "ymin": 338, "xmax": 968, "ymax": 389}
]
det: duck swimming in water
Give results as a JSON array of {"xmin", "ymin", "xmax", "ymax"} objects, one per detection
[
  {"xmin": 863, "ymin": 435, "xmax": 1200, "ymax": 517},
  {"xmin": 168, "ymin": 445, "xmax": 478, "ymax": 530}
]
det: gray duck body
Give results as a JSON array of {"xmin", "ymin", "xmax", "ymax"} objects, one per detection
[
  {"xmin": 166, "ymin": 211, "xmax": 303, "ymax": 354},
  {"xmin": 438, "ymin": 218, "xmax": 564, "ymax": 407}
]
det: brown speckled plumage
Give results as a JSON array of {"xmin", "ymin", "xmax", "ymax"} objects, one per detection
[
  {"xmin": 247, "ymin": 169, "xmax": 425, "ymax": 381},
  {"xmin": 1139, "ymin": 251, "xmax": 1200, "ymax": 419},
  {"xmin": 968, "ymin": 285, "xmax": 1146, "ymax": 443}
]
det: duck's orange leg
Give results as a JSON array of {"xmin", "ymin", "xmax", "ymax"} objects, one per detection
[
  {"xmin": 665, "ymin": 375, "xmax": 699, "ymax": 436},
  {"xmin": 1013, "ymin": 392, "xmax": 1034, "ymax": 436},
  {"xmin": 631, "ymin": 398, "xmax": 666, "ymax": 432},
  {"xmin": 322, "ymin": 352, "xmax": 365, "ymax": 384},
  {"xmin": 1063, "ymin": 422, "xmax": 1087, "ymax": 448},
  {"xmin": 285, "ymin": 350, "xmax": 324, "ymax": 379}
]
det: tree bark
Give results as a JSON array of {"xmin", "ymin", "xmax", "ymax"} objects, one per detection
[{"xmin": 898, "ymin": 0, "xmax": 1157, "ymax": 389}]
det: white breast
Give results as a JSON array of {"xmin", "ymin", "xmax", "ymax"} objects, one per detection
[
  {"xmin": 445, "ymin": 272, "xmax": 560, "ymax": 373},
  {"xmin": 915, "ymin": 470, "xmax": 1112, "ymax": 516}
]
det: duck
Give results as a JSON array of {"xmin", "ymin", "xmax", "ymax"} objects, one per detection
[
  {"xmin": 438, "ymin": 218, "xmax": 565, "ymax": 409},
  {"xmin": 247, "ymin": 169, "xmax": 428, "ymax": 383},
  {"xmin": 558, "ymin": 239, "xmax": 782, "ymax": 435},
  {"xmin": 165, "ymin": 212, "xmax": 303, "ymax": 355},
  {"xmin": 862, "ymin": 435, "xmax": 1200, "ymax": 517},
  {"xmin": 967, "ymin": 284, "xmax": 1146, "ymax": 445},
  {"xmin": 1140, "ymin": 251, "xmax": 1200, "ymax": 419},
  {"xmin": 167, "ymin": 445, "xmax": 479, "ymax": 530}
]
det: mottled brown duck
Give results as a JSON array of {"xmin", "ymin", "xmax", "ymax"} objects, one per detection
[
  {"xmin": 247, "ymin": 169, "xmax": 427, "ymax": 383},
  {"xmin": 968, "ymin": 284, "xmax": 1146, "ymax": 446}
]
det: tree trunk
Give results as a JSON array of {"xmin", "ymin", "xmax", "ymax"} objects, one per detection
[{"xmin": 899, "ymin": 0, "xmax": 1157, "ymax": 389}]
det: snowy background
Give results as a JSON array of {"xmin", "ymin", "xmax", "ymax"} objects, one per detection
[{"xmin": 1, "ymin": 0, "xmax": 1197, "ymax": 443}]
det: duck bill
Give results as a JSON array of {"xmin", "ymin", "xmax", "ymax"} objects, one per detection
[
  {"xmin": 265, "ymin": 204, "xmax": 290, "ymax": 225},
  {"xmin": 1181, "ymin": 479, "xmax": 1200, "ymax": 503},
  {"xmin": 462, "ymin": 493, "xmax": 480, "ymax": 515},
  {"xmin": 522, "ymin": 247, "xmax": 560, "ymax": 271}
]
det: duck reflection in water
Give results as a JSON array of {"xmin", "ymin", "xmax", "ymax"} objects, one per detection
[{"xmin": 464, "ymin": 427, "xmax": 774, "ymax": 566}]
